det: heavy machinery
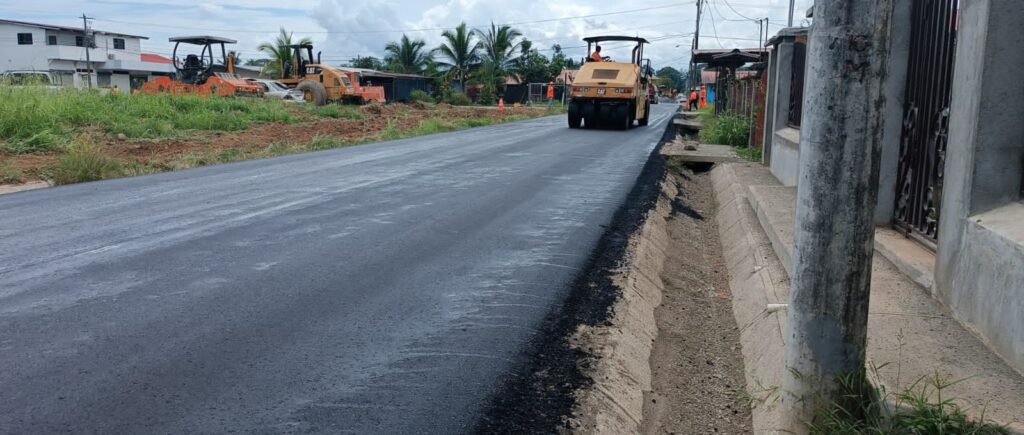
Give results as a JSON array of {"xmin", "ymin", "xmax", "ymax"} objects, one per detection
[
  {"xmin": 567, "ymin": 36, "xmax": 653, "ymax": 129},
  {"xmin": 140, "ymin": 36, "xmax": 262, "ymax": 97},
  {"xmin": 277, "ymin": 44, "xmax": 386, "ymax": 106}
]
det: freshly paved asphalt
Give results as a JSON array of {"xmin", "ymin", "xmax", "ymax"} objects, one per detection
[{"xmin": 0, "ymin": 105, "xmax": 675, "ymax": 434}]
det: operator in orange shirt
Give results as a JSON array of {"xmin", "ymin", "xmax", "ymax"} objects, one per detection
[{"xmin": 590, "ymin": 45, "xmax": 603, "ymax": 62}]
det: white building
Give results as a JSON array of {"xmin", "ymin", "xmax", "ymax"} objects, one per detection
[{"xmin": 1, "ymin": 18, "xmax": 174, "ymax": 90}]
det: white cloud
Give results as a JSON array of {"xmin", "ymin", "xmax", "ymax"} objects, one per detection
[{"xmin": 5, "ymin": 0, "xmax": 816, "ymax": 70}]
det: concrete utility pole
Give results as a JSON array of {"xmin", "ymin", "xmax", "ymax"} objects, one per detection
[
  {"xmin": 81, "ymin": 14, "xmax": 93, "ymax": 89},
  {"xmin": 788, "ymin": 0, "xmax": 796, "ymax": 27},
  {"xmin": 780, "ymin": 0, "xmax": 894, "ymax": 432},
  {"xmin": 690, "ymin": 0, "xmax": 703, "ymax": 91}
]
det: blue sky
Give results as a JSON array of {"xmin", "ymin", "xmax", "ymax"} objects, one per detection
[{"xmin": 3, "ymin": 0, "xmax": 814, "ymax": 71}]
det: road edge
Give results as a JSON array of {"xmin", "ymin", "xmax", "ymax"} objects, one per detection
[{"xmin": 474, "ymin": 121, "xmax": 675, "ymax": 434}]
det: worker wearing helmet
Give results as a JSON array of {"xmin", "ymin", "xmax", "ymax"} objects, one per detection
[{"xmin": 590, "ymin": 46, "xmax": 603, "ymax": 62}]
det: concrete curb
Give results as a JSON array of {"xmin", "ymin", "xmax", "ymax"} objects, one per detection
[
  {"xmin": 568, "ymin": 178, "xmax": 676, "ymax": 434},
  {"xmin": 710, "ymin": 163, "xmax": 791, "ymax": 434}
]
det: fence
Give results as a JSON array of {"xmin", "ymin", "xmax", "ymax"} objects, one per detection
[
  {"xmin": 719, "ymin": 71, "xmax": 767, "ymax": 148},
  {"xmin": 787, "ymin": 41, "xmax": 807, "ymax": 128}
]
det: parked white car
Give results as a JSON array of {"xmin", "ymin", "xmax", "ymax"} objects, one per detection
[
  {"xmin": 1, "ymin": 71, "xmax": 63, "ymax": 90},
  {"xmin": 245, "ymin": 79, "xmax": 304, "ymax": 101}
]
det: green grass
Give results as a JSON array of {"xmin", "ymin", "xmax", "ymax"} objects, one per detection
[
  {"xmin": 304, "ymin": 104, "xmax": 364, "ymax": 120},
  {"xmin": 735, "ymin": 146, "xmax": 762, "ymax": 162},
  {"xmin": 1, "ymin": 165, "xmax": 24, "ymax": 184},
  {"xmin": 45, "ymin": 143, "xmax": 122, "ymax": 185},
  {"xmin": 808, "ymin": 366, "xmax": 1008, "ymax": 435},
  {"xmin": 0, "ymin": 86, "xmax": 295, "ymax": 154},
  {"xmin": 699, "ymin": 110, "xmax": 751, "ymax": 147}
]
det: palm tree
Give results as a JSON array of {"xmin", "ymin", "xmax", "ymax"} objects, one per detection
[
  {"xmin": 436, "ymin": 22, "xmax": 479, "ymax": 85},
  {"xmin": 474, "ymin": 22, "xmax": 524, "ymax": 79},
  {"xmin": 257, "ymin": 28, "xmax": 312, "ymax": 79},
  {"xmin": 384, "ymin": 34, "xmax": 433, "ymax": 74}
]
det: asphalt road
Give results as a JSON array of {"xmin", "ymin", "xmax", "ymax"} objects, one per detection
[{"xmin": 0, "ymin": 104, "xmax": 675, "ymax": 434}]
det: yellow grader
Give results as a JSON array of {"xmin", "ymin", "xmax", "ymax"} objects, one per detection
[{"xmin": 568, "ymin": 36, "xmax": 653, "ymax": 129}]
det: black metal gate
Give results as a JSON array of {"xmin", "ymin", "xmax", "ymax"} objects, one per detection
[{"xmin": 893, "ymin": 0, "xmax": 959, "ymax": 248}]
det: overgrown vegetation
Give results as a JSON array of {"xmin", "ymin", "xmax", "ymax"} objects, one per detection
[
  {"xmin": 0, "ymin": 87, "xmax": 294, "ymax": 154},
  {"xmin": 304, "ymin": 104, "xmax": 364, "ymax": 120},
  {"xmin": 46, "ymin": 143, "xmax": 122, "ymax": 185},
  {"xmin": 409, "ymin": 89, "xmax": 434, "ymax": 103},
  {"xmin": 808, "ymin": 366, "xmax": 1008, "ymax": 435},
  {"xmin": 699, "ymin": 110, "xmax": 750, "ymax": 147}
]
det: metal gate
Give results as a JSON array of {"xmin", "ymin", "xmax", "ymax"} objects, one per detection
[{"xmin": 893, "ymin": 0, "xmax": 959, "ymax": 248}]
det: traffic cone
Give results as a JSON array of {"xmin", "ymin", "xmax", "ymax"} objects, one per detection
[{"xmin": 498, "ymin": 97, "xmax": 505, "ymax": 110}]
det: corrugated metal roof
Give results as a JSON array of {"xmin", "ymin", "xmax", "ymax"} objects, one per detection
[
  {"xmin": 0, "ymin": 18, "xmax": 148, "ymax": 39},
  {"xmin": 140, "ymin": 53, "xmax": 172, "ymax": 64}
]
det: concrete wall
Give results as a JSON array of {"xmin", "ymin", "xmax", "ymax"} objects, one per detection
[
  {"xmin": 937, "ymin": 0, "xmax": 1024, "ymax": 374},
  {"xmin": 874, "ymin": 0, "xmax": 913, "ymax": 225},
  {"xmin": 770, "ymin": 127, "xmax": 800, "ymax": 186}
]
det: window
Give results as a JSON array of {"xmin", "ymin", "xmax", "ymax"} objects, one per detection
[
  {"xmin": 592, "ymin": 69, "xmax": 619, "ymax": 79},
  {"xmin": 113, "ymin": 38, "xmax": 125, "ymax": 50},
  {"xmin": 17, "ymin": 33, "xmax": 32, "ymax": 45},
  {"xmin": 47, "ymin": 35, "xmax": 56, "ymax": 45},
  {"xmin": 75, "ymin": 36, "xmax": 84, "ymax": 47}
]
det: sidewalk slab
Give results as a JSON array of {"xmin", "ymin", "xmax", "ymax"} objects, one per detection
[
  {"xmin": 661, "ymin": 143, "xmax": 743, "ymax": 163},
  {"xmin": 725, "ymin": 163, "xmax": 1024, "ymax": 432}
]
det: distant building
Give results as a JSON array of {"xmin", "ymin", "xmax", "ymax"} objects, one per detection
[
  {"xmin": 0, "ymin": 18, "xmax": 174, "ymax": 90},
  {"xmin": 336, "ymin": 67, "xmax": 429, "ymax": 103}
]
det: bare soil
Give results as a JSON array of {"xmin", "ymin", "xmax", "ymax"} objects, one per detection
[
  {"xmin": 640, "ymin": 161, "xmax": 753, "ymax": 434},
  {"xmin": 0, "ymin": 104, "xmax": 546, "ymax": 185}
]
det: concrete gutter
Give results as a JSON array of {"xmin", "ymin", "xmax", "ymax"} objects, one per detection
[{"xmin": 568, "ymin": 178, "xmax": 675, "ymax": 434}]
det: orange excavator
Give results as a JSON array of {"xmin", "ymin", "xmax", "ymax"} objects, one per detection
[{"xmin": 140, "ymin": 36, "xmax": 262, "ymax": 97}]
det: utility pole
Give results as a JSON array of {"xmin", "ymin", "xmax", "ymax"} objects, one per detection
[
  {"xmin": 81, "ymin": 14, "xmax": 94, "ymax": 89},
  {"xmin": 787, "ymin": 0, "xmax": 795, "ymax": 27},
  {"xmin": 780, "ymin": 0, "xmax": 893, "ymax": 432},
  {"xmin": 690, "ymin": 0, "xmax": 703, "ymax": 93}
]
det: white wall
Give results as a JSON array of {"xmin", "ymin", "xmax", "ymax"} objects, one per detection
[{"xmin": 1, "ymin": 23, "xmax": 49, "ymax": 71}]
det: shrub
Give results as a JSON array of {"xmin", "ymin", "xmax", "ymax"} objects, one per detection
[
  {"xmin": 699, "ymin": 111, "xmax": 750, "ymax": 146},
  {"xmin": 442, "ymin": 90, "xmax": 473, "ymax": 106},
  {"xmin": 409, "ymin": 89, "xmax": 434, "ymax": 103},
  {"xmin": 46, "ymin": 143, "xmax": 121, "ymax": 185}
]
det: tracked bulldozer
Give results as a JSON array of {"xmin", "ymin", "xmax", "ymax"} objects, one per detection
[
  {"xmin": 567, "ymin": 36, "xmax": 653, "ymax": 129},
  {"xmin": 278, "ymin": 44, "xmax": 386, "ymax": 106},
  {"xmin": 140, "ymin": 36, "xmax": 262, "ymax": 97}
]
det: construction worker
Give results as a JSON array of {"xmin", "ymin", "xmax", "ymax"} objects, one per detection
[
  {"xmin": 590, "ymin": 45, "xmax": 603, "ymax": 62},
  {"xmin": 546, "ymin": 81, "xmax": 555, "ymax": 106},
  {"xmin": 689, "ymin": 88, "xmax": 699, "ymax": 111}
]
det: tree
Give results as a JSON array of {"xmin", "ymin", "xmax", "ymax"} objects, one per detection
[
  {"xmin": 384, "ymin": 34, "xmax": 433, "ymax": 74},
  {"xmin": 547, "ymin": 44, "xmax": 577, "ymax": 81},
  {"xmin": 351, "ymin": 55, "xmax": 384, "ymax": 70},
  {"xmin": 474, "ymin": 22, "xmax": 524, "ymax": 80},
  {"xmin": 514, "ymin": 39, "xmax": 551, "ymax": 84},
  {"xmin": 244, "ymin": 58, "xmax": 271, "ymax": 67},
  {"xmin": 656, "ymin": 66, "xmax": 684, "ymax": 90},
  {"xmin": 257, "ymin": 28, "xmax": 312, "ymax": 79},
  {"xmin": 436, "ymin": 22, "xmax": 480, "ymax": 85}
]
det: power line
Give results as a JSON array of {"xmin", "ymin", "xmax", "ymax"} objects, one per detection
[{"xmin": 92, "ymin": 2, "xmax": 694, "ymax": 35}]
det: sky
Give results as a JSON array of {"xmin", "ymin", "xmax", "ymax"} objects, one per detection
[{"xmin": 3, "ymin": 0, "xmax": 814, "ymax": 72}]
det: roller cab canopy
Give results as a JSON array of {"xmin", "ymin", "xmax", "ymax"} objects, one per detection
[
  {"xmin": 582, "ymin": 36, "xmax": 650, "ymax": 44},
  {"xmin": 583, "ymin": 35, "xmax": 649, "ymax": 66},
  {"xmin": 168, "ymin": 36, "xmax": 238, "ymax": 45}
]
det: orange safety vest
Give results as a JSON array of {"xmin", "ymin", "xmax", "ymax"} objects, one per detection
[
  {"xmin": 546, "ymin": 84, "xmax": 555, "ymax": 98},
  {"xmin": 690, "ymin": 91, "xmax": 698, "ymax": 102}
]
